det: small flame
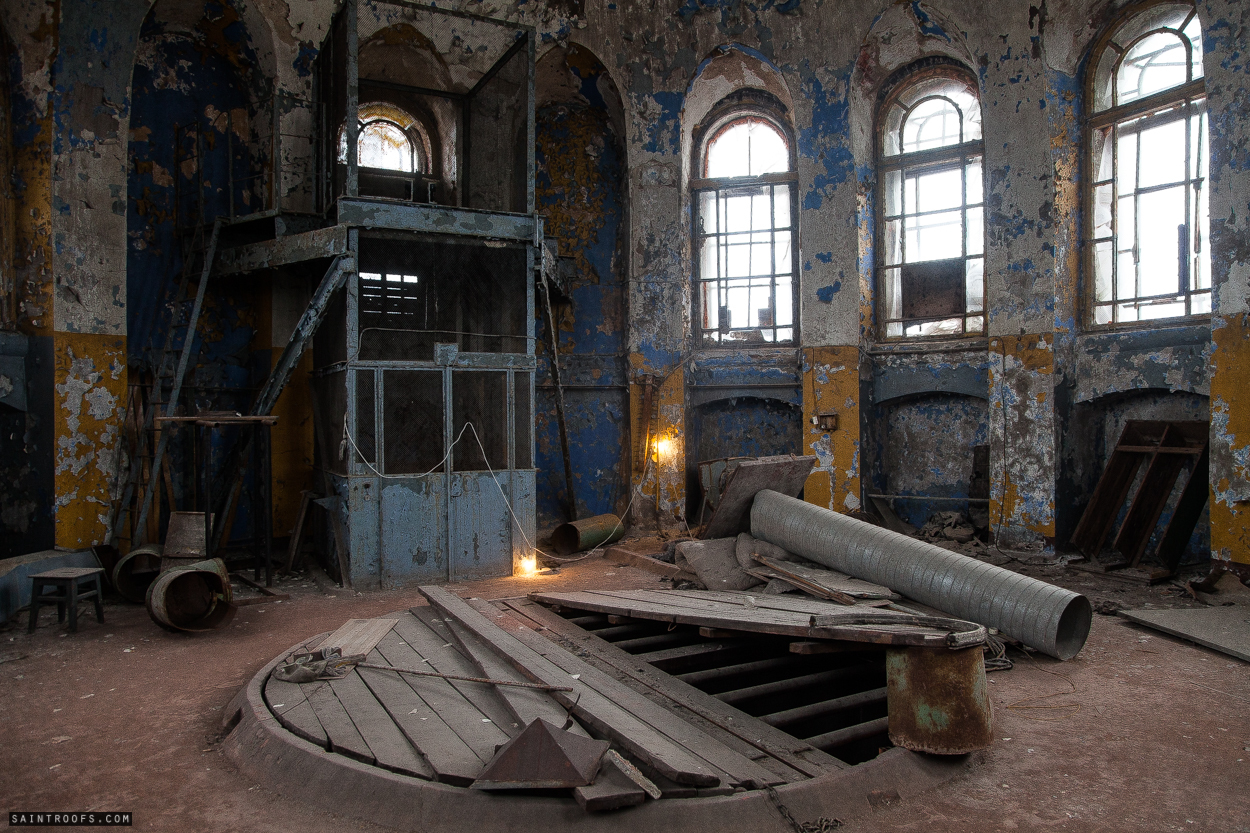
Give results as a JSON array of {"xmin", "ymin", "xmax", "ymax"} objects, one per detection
[
  {"xmin": 654, "ymin": 437, "xmax": 673, "ymax": 458},
  {"xmin": 519, "ymin": 554, "xmax": 538, "ymax": 576}
]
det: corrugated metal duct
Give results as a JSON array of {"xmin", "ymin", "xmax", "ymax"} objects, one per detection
[{"xmin": 751, "ymin": 490, "xmax": 1092, "ymax": 660}]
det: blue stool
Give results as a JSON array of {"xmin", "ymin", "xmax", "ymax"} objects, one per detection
[{"xmin": 27, "ymin": 567, "xmax": 105, "ymax": 633}]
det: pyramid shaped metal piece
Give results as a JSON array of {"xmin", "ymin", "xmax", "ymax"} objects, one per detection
[{"xmin": 470, "ymin": 718, "xmax": 609, "ymax": 790}]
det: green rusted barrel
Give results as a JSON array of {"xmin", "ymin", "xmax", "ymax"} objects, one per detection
[
  {"xmin": 145, "ymin": 557, "xmax": 236, "ymax": 632},
  {"xmin": 886, "ymin": 646, "xmax": 993, "ymax": 754},
  {"xmin": 551, "ymin": 514, "xmax": 625, "ymax": 555},
  {"xmin": 111, "ymin": 544, "xmax": 164, "ymax": 604}
]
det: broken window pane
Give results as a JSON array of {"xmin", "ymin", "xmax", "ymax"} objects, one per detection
[{"xmin": 878, "ymin": 70, "xmax": 984, "ymax": 338}]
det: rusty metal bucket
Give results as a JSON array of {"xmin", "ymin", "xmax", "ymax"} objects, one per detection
[
  {"xmin": 145, "ymin": 557, "xmax": 236, "ymax": 632},
  {"xmin": 885, "ymin": 646, "xmax": 993, "ymax": 754},
  {"xmin": 112, "ymin": 544, "xmax": 164, "ymax": 604},
  {"xmin": 551, "ymin": 514, "xmax": 625, "ymax": 555}
]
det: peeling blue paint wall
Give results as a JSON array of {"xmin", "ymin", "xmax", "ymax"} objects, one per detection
[{"xmin": 534, "ymin": 50, "xmax": 629, "ymax": 527}]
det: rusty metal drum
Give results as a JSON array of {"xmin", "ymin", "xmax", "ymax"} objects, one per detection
[{"xmin": 886, "ymin": 646, "xmax": 993, "ymax": 754}]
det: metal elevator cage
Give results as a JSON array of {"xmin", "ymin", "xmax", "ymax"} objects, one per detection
[{"xmin": 301, "ymin": 0, "xmax": 538, "ymax": 587}]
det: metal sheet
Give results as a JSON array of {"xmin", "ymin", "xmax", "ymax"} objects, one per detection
[{"xmin": 1119, "ymin": 607, "xmax": 1250, "ymax": 662}]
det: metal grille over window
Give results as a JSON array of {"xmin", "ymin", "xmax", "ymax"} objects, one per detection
[
  {"xmin": 878, "ymin": 70, "xmax": 985, "ymax": 339},
  {"xmin": 694, "ymin": 117, "xmax": 797, "ymax": 346},
  {"xmin": 1087, "ymin": 2, "xmax": 1208, "ymax": 325},
  {"xmin": 358, "ymin": 236, "xmax": 529, "ymax": 361},
  {"xmin": 382, "ymin": 370, "xmax": 444, "ymax": 474}
]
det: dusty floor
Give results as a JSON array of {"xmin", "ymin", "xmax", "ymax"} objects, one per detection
[{"xmin": 2, "ymin": 552, "xmax": 1248, "ymax": 833}]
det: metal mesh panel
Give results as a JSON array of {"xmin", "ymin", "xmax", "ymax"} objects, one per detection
[
  {"xmin": 452, "ymin": 371, "xmax": 507, "ymax": 471},
  {"xmin": 383, "ymin": 369, "xmax": 444, "ymax": 474},
  {"xmin": 311, "ymin": 370, "xmax": 347, "ymax": 476},
  {"xmin": 355, "ymin": 369, "xmax": 376, "ymax": 464},
  {"xmin": 358, "ymin": 236, "xmax": 528, "ymax": 359},
  {"xmin": 467, "ymin": 40, "xmax": 529, "ymax": 212},
  {"xmin": 514, "ymin": 371, "xmax": 532, "ymax": 469}
]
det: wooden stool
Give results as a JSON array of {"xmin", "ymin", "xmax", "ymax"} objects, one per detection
[{"xmin": 27, "ymin": 567, "xmax": 105, "ymax": 633}]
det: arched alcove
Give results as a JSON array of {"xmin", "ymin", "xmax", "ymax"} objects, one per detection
[
  {"xmin": 1060, "ymin": 388, "xmax": 1210, "ymax": 565},
  {"xmin": 687, "ymin": 395, "xmax": 802, "ymax": 521},
  {"xmin": 867, "ymin": 391, "xmax": 990, "ymax": 529},
  {"xmin": 533, "ymin": 44, "xmax": 629, "ymax": 527}
]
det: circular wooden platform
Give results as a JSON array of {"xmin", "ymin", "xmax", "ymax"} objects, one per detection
[{"xmin": 221, "ymin": 608, "xmax": 970, "ymax": 832}]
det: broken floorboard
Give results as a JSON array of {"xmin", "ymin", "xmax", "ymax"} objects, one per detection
[
  {"xmin": 500, "ymin": 598, "xmax": 845, "ymax": 779},
  {"xmin": 421, "ymin": 586, "xmax": 791, "ymax": 789},
  {"xmin": 530, "ymin": 589, "xmax": 975, "ymax": 648}
]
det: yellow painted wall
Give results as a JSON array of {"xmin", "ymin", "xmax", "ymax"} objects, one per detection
[
  {"xmin": 802, "ymin": 346, "xmax": 860, "ymax": 513},
  {"xmin": 1210, "ymin": 318, "xmax": 1250, "ymax": 566},
  {"xmin": 628, "ymin": 355, "xmax": 686, "ymax": 528},
  {"xmin": 989, "ymin": 333, "xmax": 1056, "ymax": 541},
  {"xmin": 53, "ymin": 332, "xmax": 127, "ymax": 548}
]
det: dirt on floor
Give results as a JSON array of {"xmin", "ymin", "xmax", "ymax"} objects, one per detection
[{"xmin": 1, "ymin": 551, "xmax": 1248, "ymax": 833}]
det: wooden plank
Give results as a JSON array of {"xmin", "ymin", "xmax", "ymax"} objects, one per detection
[
  {"xmin": 283, "ymin": 489, "xmax": 313, "ymax": 574},
  {"xmin": 442, "ymin": 615, "xmax": 591, "ymax": 738},
  {"xmin": 751, "ymin": 556, "xmax": 899, "ymax": 601},
  {"xmin": 574, "ymin": 757, "xmax": 647, "ymax": 812},
  {"xmin": 305, "ymin": 678, "xmax": 374, "ymax": 764},
  {"xmin": 400, "ymin": 609, "xmax": 518, "ymax": 732},
  {"xmin": 374, "ymin": 628, "xmax": 511, "ymax": 759},
  {"xmin": 275, "ymin": 701, "xmax": 330, "ymax": 748},
  {"xmin": 1071, "ymin": 448, "xmax": 1142, "ymax": 558},
  {"xmin": 356, "ymin": 662, "xmax": 483, "ymax": 786},
  {"xmin": 490, "ymin": 603, "xmax": 788, "ymax": 788},
  {"xmin": 264, "ymin": 676, "xmax": 328, "ymax": 747},
  {"xmin": 327, "ymin": 668, "xmax": 434, "ymax": 779},
  {"xmin": 505, "ymin": 599, "xmax": 846, "ymax": 779},
  {"xmin": 605, "ymin": 546, "xmax": 698, "ymax": 580},
  {"xmin": 1155, "ymin": 444, "xmax": 1210, "ymax": 574},
  {"xmin": 316, "ymin": 618, "xmax": 397, "ymax": 657},
  {"xmin": 419, "ymin": 586, "xmax": 725, "ymax": 787},
  {"xmin": 538, "ymin": 590, "xmax": 961, "ymax": 647}
]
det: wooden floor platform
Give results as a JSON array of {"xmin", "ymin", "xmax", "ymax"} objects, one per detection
[
  {"xmin": 257, "ymin": 586, "xmax": 933, "ymax": 799},
  {"xmin": 228, "ymin": 588, "xmax": 972, "ymax": 831}
]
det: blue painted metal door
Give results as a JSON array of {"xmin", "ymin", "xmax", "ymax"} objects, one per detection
[
  {"xmin": 449, "ymin": 472, "xmax": 512, "ymax": 581},
  {"xmin": 381, "ymin": 476, "xmax": 448, "ymax": 584}
]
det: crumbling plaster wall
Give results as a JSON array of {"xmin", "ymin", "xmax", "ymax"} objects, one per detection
[{"xmin": 7, "ymin": 0, "xmax": 1250, "ymax": 565}]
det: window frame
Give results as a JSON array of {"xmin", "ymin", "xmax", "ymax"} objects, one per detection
[
  {"xmin": 337, "ymin": 102, "xmax": 432, "ymax": 175},
  {"xmin": 874, "ymin": 62, "xmax": 987, "ymax": 342},
  {"xmin": 1083, "ymin": 0, "xmax": 1209, "ymax": 330},
  {"xmin": 691, "ymin": 104, "xmax": 800, "ymax": 348}
]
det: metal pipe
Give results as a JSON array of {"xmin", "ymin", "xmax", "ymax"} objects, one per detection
[
  {"xmin": 760, "ymin": 686, "xmax": 888, "ymax": 728},
  {"xmin": 804, "ymin": 717, "xmax": 890, "ymax": 751},
  {"xmin": 751, "ymin": 490, "xmax": 1092, "ymax": 660},
  {"xmin": 869, "ymin": 493, "xmax": 990, "ymax": 504},
  {"xmin": 675, "ymin": 656, "xmax": 800, "ymax": 687},
  {"xmin": 550, "ymin": 513, "xmax": 624, "ymax": 555},
  {"xmin": 716, "ymin": 667, "xmax": 865, "ymax": 707}
]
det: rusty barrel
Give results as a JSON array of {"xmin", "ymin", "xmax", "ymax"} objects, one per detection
[
  {"xmin": 111, "ymin": 544, "xmax": 164, "ymax": 604},
  {"xmin": 550, "ymin": 514, "xmax": 625, "ymax": 555},
  {"xmin": 145, "ymin": 557, "xmax": 236, "ymax": 632},
  {"xmin": 885, "ymin": 646, "xmax": 993, "ymax": 754}
]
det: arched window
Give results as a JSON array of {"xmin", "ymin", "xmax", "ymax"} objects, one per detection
[
  {"xmin": 877, "ymin": 65, "xmax": 985, "ymax": 339},
  {"xmin": 338, "ymin": 102, "xmax": 426, "ymax": 173},
  {"xmin": 1087, "ymin": 2, "xmax": 1207, "ymax": 325},
  {"xmin": 693, "ymin": 105, "xmax": 797, "ymax": 345}
]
